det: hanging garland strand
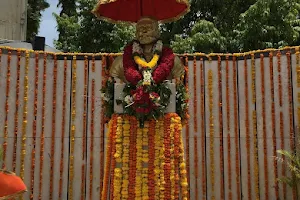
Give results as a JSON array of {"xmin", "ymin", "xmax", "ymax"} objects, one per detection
[
  {"xmin": 20, "ymin": 50, "xmax": 30, "ymax": 182},
  {"xmin": 225, "ymin": 56, "xmax": 232, "ymax": 200},
  {"xmin": 12, "ymin": 50, "xmax": 21, "ymax": 172},
  {"xmin": 269, "ymin": 52, "xmax": 279, "ymax": 199},
  {"xmin": 58, "ymin": 57, "xmax": 68, "ymax": 199},
  {"xmin": 233, "ymin": 56, "xmax": 241, "ymax": 200},
  {"xmin": 208, "ymin": 69, "xmax": 215, "ymax": 200},
  {"xmin": 251, "ymin": 53, "xmax": 260, "ymax": 200},
  {"xmin": 49, "ymin": 54, "xmax": 58, "ymax": 200},
  {"xmin": 69, "ymin": 55, "xmax": 77, "ymax": 200},
  {"xmin": 200, "ymin": 58, "xmax": 206, "ymax": 200},
  {"xmin": 30, "ymin": 52, "xmax": 39, "ymax": 199},
  {"xmin": 260, "ymin": 54, "xmax": 269, "ymax": 200},
  {"xmin": 244, "ymin": 56, "xmax": 251, "ymax": 200},
  {"xmin": 38, "ymin": 53, "xmax": 47, "ymax": 200}
]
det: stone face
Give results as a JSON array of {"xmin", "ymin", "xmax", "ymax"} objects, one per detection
[{"xmin": 114, "ymin": 82, "xmax": 176, "ymax": 114}]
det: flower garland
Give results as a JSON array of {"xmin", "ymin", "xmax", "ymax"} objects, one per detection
[
  {"xmin": 58, "ymin": 56, "xmax": 68, "ymax": 199},
  {"xmin": 218, "ymin": 56, "xmax": 224, "ymax": 200},
  {"xmin": 269, "ymin": 52, "xmax": 279, "ymax": 200},
  {"xmin": 132, "ymin": 40, "xmax": 162, "ymax": 69},
  {"xmin": 200, "ymin": 58, "xmax": 206, "ymax": 199},
  {"xmin": 260, "ymin": 54, "xmax": 269, "ymax": 200},
  {"xmin": 12, "ymin": 49, "xmax": 21, "ymax": 172},
  {"xmin": 226, "ymin": 55, "xmax": 232, "ymax": 200},
  {"xmin": 49, "ymin": 54, "xmax": 58, "ymax": 200},
  {"xmin": 89, "ymin": 78, "xmax": 95, "ymax": 200},
  {"xmin": 38, "ymin": 53, "xmax": 47, "ymax": 200},
  {"xmin": 20, "ymin": 50, "xmax": 30, "ymax": 187},
  {"xmin": 208, "ymin": 69, "xmax": 215, "ymax": 200},
  {"xmin": 30, "ymin": 52, "xmax": 39, "ymax": 199},
  {"xmin": 244, "ymin": 57, "xmax": 251, "ymax": 200},
  {"xmin": 233, "ymin": 56, "xmax": 241, "ymax": 200}
]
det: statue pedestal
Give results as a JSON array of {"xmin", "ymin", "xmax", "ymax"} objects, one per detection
[{"xmin": 101, "ymin": 114, "xmax": 189, "ymax": 200}]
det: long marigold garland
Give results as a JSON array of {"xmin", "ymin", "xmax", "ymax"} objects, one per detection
[
  {"xmin": 225, "ymin": 56, "xmax": 232, "ymax": 200},
  {"xmin": 49, "ymin": 54, "xmax": 58, "ymax": 200},
  {"xmin": 269, "ymin": 52, "xmax": 279, "ymax": 200},
  {"xmin": 244, "ymin": 56, "xmax": 252, "ymax": 200},
  {"xmin": 38, "ymin": 53, "xmax": 47, "ymax": 200},
  {"xmin": 58, "ymin": 56, "xmax": 68, "ymax": 199},
  {"xmin": 30, "ymin": 52, "xmax": 39, "ymax": 199},
  {"xmin": 208, "ymin": 69, "xmax": 215, "ymax": 200},
  {"xmin": 12, "ymin": 49, "xmax": 21, "ymax": 172}
]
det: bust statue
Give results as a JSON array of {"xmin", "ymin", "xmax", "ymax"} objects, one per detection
[{"xmin": 109, "ymin": 17, "xmax": 185, "ymax": 84}]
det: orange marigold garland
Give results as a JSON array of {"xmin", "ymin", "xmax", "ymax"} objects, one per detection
[
  {"xmin": 89, "ymin": 79, "xmax": 95, "ymax": 200},
  {"xmin": 12, "ymin": 50, "xmax": 21, "ymax": 172},
  {"xmin": 200, "ymin": 58, "xmax": 206, "ymax": 200},
  {"xmin": 208, "ymin": 69, "xmax": 215, "ymax": 200},
  {"xmin": 99, "ymin": 55, "xmax": 106, "ymax": 198},
  {"xmin": 286, "ymin": 51, "xmax": 297, "ymax": 199},
  {"xmin": 121, "ymin": 117, "xmax": 130, "ymax": 199},
  {"xmin": 69, "ymin": 55, "xmax": 77, "ymax": 200},
  {"xmin": 58, "ymin": 57, "xmax": 68, "ymax": 199},
  {"xmin": 184, "ymin": 55, "xmax": 190, "ymax": 197},
  {"xmin": 260, "ymin": 54, "xmax": 269, "ymax": 200},
  {"xmin": 218, "ymin": 56, "xmax": 225, "ymax": 200},
  {"xmin": 30, "ymin": 52, "xmax": 39, "ymax": 199},
  {"xmin": 38, "ymin": 53, "xmax": 47, "ymax": 200},
  {"xmin": 148, "ymin": 120, "xmax": 156, "ymax": 200},
  {"xmin": 280, "ymin": 111, "xmax": 287, "ymax": 199},
  {"xmin": 251, "ymin": 54, "xmax": 260, "ymax": 200},
  {"xmin": 109, "ymin": 115, "xmax": 117, "ymax": 200},
  {"xmin": 226, "ymin": 56, "xmax": 232, "ymax": 200},
  {"xmin": 101, "ymin": 117, "xmax": 114, "ymax": 200},
  {"xmin": 233, "ymin": 56, "xmax": 241, "ymax": 200},
  {"xmin": 193, "ymin": 56, "xmax": 197, "ymax": 132},
  {"xmin": 244, "ymin": 56, "xmax": 251, "ymax": 200},
  {"xmin": 80, "ymin": 55, "xmax": 88, "ymax": 200},
  {"xmin": 269, "ymin": 52, "xmax": 279, "ymax": 200},
  {"xmin": 128, "ymin": 116, "xmax": 137, "ymax": 200},
  {"xmin": 164, "ymin": 115, "xmax": 172, "ymax": 200},
  {"xmin": 20, "ymin": 50, "xmax": 30, "ymax": 184},
  {"xmin": 277, "ymin": 51, "xmax": 283, "ymax": 106},
  {"xmin": 49, "ymin": 54, "xmax": 58, "ymax": 200}
]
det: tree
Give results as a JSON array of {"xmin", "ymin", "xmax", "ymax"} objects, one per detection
[
  {"xmin": 234, "ymin": 0, "xmax": 300, "ymax": 51},
  {"xmin": 26, "ymin": 0, "xmax": 50, "ymax": 41},
  {"xmin": 55, "ymin": 0, "xmax": 77, "ymax": 52},
  {"xmin": 54, "ymin": 0, "xmax": 135, "ymax": 53},
  {"xmin": 171, "ymin": 20, "xmax": 226, "ymax": 53}
]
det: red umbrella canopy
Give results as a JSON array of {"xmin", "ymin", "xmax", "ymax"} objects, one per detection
[
  {"xmin": 0, "ymin": 170, "xmax": 27, "ymax": 199},
  {"xmin": 92, "ymin": 0, "xmax": 190, "ymax": 23}
]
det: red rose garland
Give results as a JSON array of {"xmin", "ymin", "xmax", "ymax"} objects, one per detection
[{"xmin": 123, "ymin": 43, "xmax": 175, "ymax": 85}]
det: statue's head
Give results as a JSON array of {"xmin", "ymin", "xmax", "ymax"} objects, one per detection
[{"xmin": 136, "ymin": 17, "xmax": 160, "ymax": 45}]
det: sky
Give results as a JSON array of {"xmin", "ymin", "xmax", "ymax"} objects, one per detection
[{"xmin": 38, "ymin": 0, "xmax": 60, "ymax": 47}]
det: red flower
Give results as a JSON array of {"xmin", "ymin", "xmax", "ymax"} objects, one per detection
[
  {"xmin": 123, "ymin": 44, "xmax": 142, "ymax": 85},
  {"xmin": 152, "ymin": 47, "xmax": 175, "ymax": 83}
]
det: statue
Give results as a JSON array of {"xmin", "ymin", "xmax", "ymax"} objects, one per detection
[
  {"xmin": 99, "ymin": 16, "xmax": 190, "ymax": 200},
  {"xmin": 109, "ymin": 17, "xmax": 185, "ymax": 84},
  {"xmin": 94, "ymin": 2, "xmax": 190, "ymax": 199}
]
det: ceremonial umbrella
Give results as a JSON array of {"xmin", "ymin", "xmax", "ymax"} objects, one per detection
[
  {"xmin": 0, "ymin": 170, "xmax": 27, "ymax": 200},
  {"xmin": 92, "ymin": 0, "xmax": 190, "ymax": 23}
]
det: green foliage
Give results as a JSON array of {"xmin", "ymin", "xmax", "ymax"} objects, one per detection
[
  {"xmin": 171, "ymin": 20, "xmax": 226, "ymax": 53},
  {"xmin": 54, "ymin": 0, "xmax": 135, "ymax": 52},
  {"xmin": 26, "ymin": 0, "xmax": 50, "ymax": 41},
  {"xmin": 56, "ymin": 0, "xmax": 78, "ymax": 52},
  {"xmin": 234, "ymin": 0, "xmax": 300, "ymax": 51},
  {"xmin": 275, "ymin": 131, "xmax": 300, "ymax": 197},
  {"xmin": 54, "ymin": 0, "xmax": 300, "ymax": 53}
]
